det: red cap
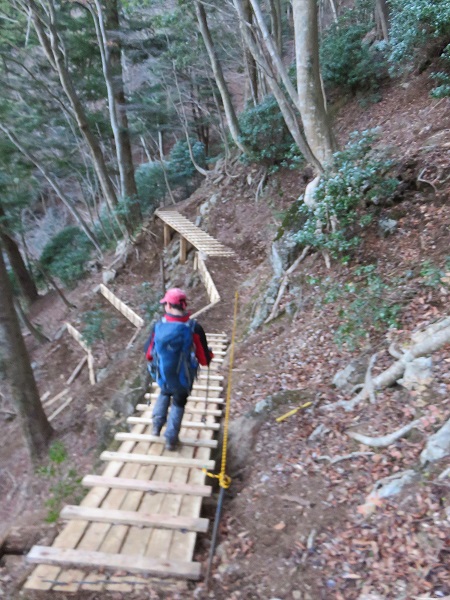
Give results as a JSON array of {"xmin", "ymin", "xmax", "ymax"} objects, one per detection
[{"xmin": 160, "ymin": 287, "xmax": 187, "ymax": 306}]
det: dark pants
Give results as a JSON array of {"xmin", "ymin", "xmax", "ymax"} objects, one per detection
[{"xmin": 152, "ymin": 384, "xmax": 188, "ymax": 443}]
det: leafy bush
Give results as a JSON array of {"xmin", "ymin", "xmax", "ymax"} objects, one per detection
[
  {"xmin": 168, "ymin": 139, "xmax": 206, "ymax": 191},
  {"xmin": 431, "ymin": 44, "xmax": 450, "ymax": 97},
  {"xmin": 294, "ymin": 130, "xmax": 399, "ymax": 261},
  {"xmin": 39, "ymin": 226, "xmax": 92, "ymax": 287},
  {"xmin": 389, "ymin": 0, "xmax": 450, "ymax": 67},
  {"xmin": 135, "ymin": 162, "xmax": 168, "ymax": 211},
  {"xmin": 321, "ymin": 17, "xmax": 385, "ymax": 92},
  {"xmin": 37, "ymin": 441, "xmax": 82, "ymax": 523},
  {"xmin": 238, "ymin": 94, "xmax": 303, "ymax": 169}
]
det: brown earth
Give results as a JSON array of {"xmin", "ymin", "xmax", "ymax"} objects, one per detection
[{"xmin": 1, "ymin": 68, "xmax": 450, "ymax": 600}]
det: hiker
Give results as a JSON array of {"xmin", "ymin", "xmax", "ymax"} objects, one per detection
[{"xmin": 144, "ymin": 287, "xmax": 214, "ymax": 451}]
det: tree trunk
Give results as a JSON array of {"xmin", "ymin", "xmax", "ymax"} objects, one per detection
[
  {"xmin": 375, "ymin": 0, "xmax": 389, "ymax": 41},
  {"xmin": 0, "ymin": 205, "xmax": 39, "ymax": 303},
  {"xmin": 27, "ymin": 0, "xmax": 120, "ymax": 216},
  {"xmin": 0, "ymin": 249, "xmax": 53, "ymax": 463},
  {"xmin": 14, "ymin": 298, "xmax": 50, "ymax": 344},
  {"xmin": 269, "ymin": 0, "xmax": 282, "ymax": 55},
  {"xmin": 293, "ymin": 0, "xmax": 336, "ymax": 167},
  {"xmin": 194, "ymin": 0, "xmax": 248, "ymax": 154},
  {"xmin": 93, "ymin": 0, "xmax": 141, "ymax": 224},
  {"xmin": 242, "ymin": 0, "xmax": 258, "ymax": 105},
  {"xmin": 0, "ymin": 124, "xmax": 103, "ymax": 255},
  {"xmin": 234, "ymin": 0, "xmax": 321, "ymax": 170}
]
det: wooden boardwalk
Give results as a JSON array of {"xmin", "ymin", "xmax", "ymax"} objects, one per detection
[
  {"xmin": 156, "ymin": 209, "xmax": 235, "ymax": 258},
  {"xmin": 24, "ymin": 334, "xmax": 228, "ymax": 593}
]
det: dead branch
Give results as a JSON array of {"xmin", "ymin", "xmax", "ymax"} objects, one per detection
[
  {"xmin": 346, "ymin": 418, "xmax": 422, "ymax": 447},
  {"xmin": 264, "ymin": 246, "xmax": 311, "ymax": 324},
  {"xmin": 255, "ymin": 168, "xmax": 268, "ymax": 202},
  {"xmin": 388, "ymin": 342, "xmax": 404, "ymax": 359},
  {"xmin": 316, "ymin": 451, "xmax": 374, "ymax": 464},
  {"xmin": 326, "ymin": 323, "xmax": 450, "ymax": 411},
  {"xmin": 417, "ymin": 167, "xmax": 438, "ymax": 193}
]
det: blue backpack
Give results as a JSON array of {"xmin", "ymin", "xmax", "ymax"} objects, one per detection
[{"xmin": 149, "ymin": 318, "xmax": 199, "ymax": 393}]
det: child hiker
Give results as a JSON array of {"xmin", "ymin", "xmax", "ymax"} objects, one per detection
[{"xmin": 144, "ymin": 288, "xmax": 214, "ymax": 451}]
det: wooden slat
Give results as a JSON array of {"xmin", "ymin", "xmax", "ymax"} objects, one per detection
[
  {"xmin": 127, "ymin": 417, "xmax": 220, "ymax": 431},
  {"xmin": 82, "ymin": 474, "xmax": 213, "ymax": 496},
  {"xmin": 99, "ymin": 284, "xmax": 144, "ymax": 328},
  {"xmin": 114, "ymin": 432, "xmax": 217, "ymax": 448},
  {"xmin": 151, "ymin": 383, "xmax": 223, "ymax": 392},
  {"xmin": 27, "ymin": 546, "xmax": 201, "ymax": 580},
  {"xmin": 100, "ymin": 451, "xmax": 215, "ymax": 470},
  {"xmin": 145, "ymin": 393, "xmax": 224, "ymax": 404},
  {"xmin": 66, "ymin": 322, "xmax": 90, "ymax": 353},
  {"xmin": 61, "ymin": 506, "xmax": 209, "ymax": 533},
  {"xmin": 135, "ymin": 404, "xmax": 222, "ymax": 417},
  {"xmin": 43, "ymin": 388, "xmax": 69, "ymax": 408},
  {"xmin": 48, "ymin": 396, "xmax": 74, "ymax": 422},
  {"xmin": 67, "ymin": 355, "xmax": 88, "ymax": 385}
]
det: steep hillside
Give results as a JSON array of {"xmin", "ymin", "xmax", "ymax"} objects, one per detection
[{"xmin": 1, "ymin": 70, "xmax": 450, "ymax": 600}]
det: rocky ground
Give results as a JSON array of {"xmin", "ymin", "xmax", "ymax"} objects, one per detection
[{"xmin": 1, "ymin": 68, "xmax": 450, "ymax": 600}]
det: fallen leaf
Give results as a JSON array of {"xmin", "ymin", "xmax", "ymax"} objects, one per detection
[{"xmin": 273, "ymin": 521, "xmax": 286, "ymax": 531}]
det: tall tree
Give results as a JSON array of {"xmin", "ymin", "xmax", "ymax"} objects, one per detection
[
  {"xmin": 0, "ymin": 248, "xmax": 53, "ymax": 463},
  {"xmin": 293, "ymin": 0, "xmax": 336, "ymax": 166},
  {"xmin": 194, "ymin": 0, "xmax": 248, "ymax": 154}
]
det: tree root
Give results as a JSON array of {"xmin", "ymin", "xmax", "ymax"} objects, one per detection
[
  {"xmin": 324, "ymin": 322, "xmax": 450, "ymax": 412},
  {"xmin": 316, "ymin": 451, "xmax": 374, "ymax": 464},
  {"xmin": 346, "ymin": 418, "xmax": 423, "ymax": 447}
]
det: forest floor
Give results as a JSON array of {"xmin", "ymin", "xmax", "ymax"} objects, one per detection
[{"xmin": 1, "ymin": 68, "xmax": 450, "ymax": 600}]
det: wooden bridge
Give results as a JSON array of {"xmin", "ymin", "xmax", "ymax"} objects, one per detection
[
  {"xmin": 156, "ymin": 209, "xmax": 235, "ymax": 261},
  {"xmin": 24, "ymin": 210, "xmax": 234, "ymax": 593}
]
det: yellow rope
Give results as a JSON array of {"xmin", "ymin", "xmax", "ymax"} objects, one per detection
[{"xmin": 203, "ymin": 291, "xmax": 238, "ymax": 490}]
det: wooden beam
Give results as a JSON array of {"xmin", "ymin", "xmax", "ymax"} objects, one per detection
[
  {"xmin": 42, "ymin": 388, "xmax": 69, "ymax": 409},
  {"xmin": 66, "ymin": 322, "xmax": 89, "ymax": 353},
  {"xmin": 87, "ymin": 351, "xmax": 96, "ymax": 385},
  {"xmin": 61, "ymin": 506, "xmax": 209, "ymax": 533},
  {"xmin": 135, "ymin": 404, "xmax": 222, "ymax": 417},
  {"xmin": 27, "ymin": 546, "xmax": 202, "ymax": 580},
  {"xmin": 145, "ymin": 393, "xmax": 224, "ymax": 404},
  {"xmin": 98, "ymin": 284, "xmax": 144, "ymax": 329},
  {"xmin": 163, "ymin": 223, "xmax": 171, "ymax": 247},
  {"xmin": 180, "ymin": 236, "xmax": 187, "ymax": 264},
  {"xmin": 48, "ymin": 396, "xmax": 74, "ymax": 422},
  {"xmin": 82, "ymin": 473, "xmax": 212, "ymax": 495},
  {"xmin": 113, "ymin": 432, "xmax": 218, "ymax": 449},
  {"xmin": 100, "ymin": 451, "xmax": 215, "ymax": 470},
  {"xmin": 126, "ymin": 417, "xmax": 220, "ymax": 431},
  {"xmin": 67, "ymin": 355, "xmax": 87, "ymax": 385}
]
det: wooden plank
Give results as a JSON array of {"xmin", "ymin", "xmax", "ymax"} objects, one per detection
[
  {"xmin": 67, "ymin": 355, "xmax": 87, "ymax": 385},
  {"xmin": 99, "ymin": 284, "xmax": 144, "ymax": 329},
  {"xmin": 43, "ymin": 388, "xmax": 69, "ymax": 409},
  {"xmin": 48, "ymin": 396, "xmax": 74, "ymax": 422},
  {"xmin": 145, "ymin": 393, "xmax": 224, "ymax": 404},
  {"xmin": 151, "ymin": 383, "xmax": 223, "ymax": 392},
  {"xmin": 135, "ymin": 404, "xmax": 221, "ymax": 417},
  {"xmin": 27, "ymin": 546, "xmax": 201, "ymax": 580},
  {"xmin": 100, "ymin": 451, "xmax": 215, "ymax": 470},
  {"xmin": 61, "ymin": 506, "xmax": 209, "ymax": 533},
  {"xmin": 87, "ymin": 351, "xmax": 96, "ymax": 385},
  {"xmin": 180, "ymin": 236, "xmax": 187, "ymax": 264},
  {"xmin": 127, "ymin": 417, "xmax": 220, "ymax": 431},
  {"xmin": 66, "ymin": 322, "xmax": 90, "ymax": 353},
  {"xmin": 82, "ymin": 474, "xmax": 213, "ymax": 496},
  {"xmin": 40, "ymin": 391, "xmax": 50, "ymax": 402},
  {"xmin": 163, "ymin": 223, "xmax": 171, "ymax": 247}
]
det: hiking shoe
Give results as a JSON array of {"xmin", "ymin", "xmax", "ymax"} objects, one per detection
[
  {"xmin": 165, "ymin": 439, "xmax": 178, "ymax": 451},
  {"xmin": 152, "ymin": 425, "xmax": 161, "ymax": 437}
]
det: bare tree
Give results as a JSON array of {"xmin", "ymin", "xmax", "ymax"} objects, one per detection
[
  {"xmin": 0, "ymin": 248, "xmax": 53, "ymax": 463},
  {"xmin": 375, "ymin": 0, "xmax": 390, "ymax": 41},
  {"xmin": 293, "ymin": 0, "xmax": 336, "ymax": 166},
  {"xmin": 194, "ymin": 0, "xmax": 248, "ymax": 154}
]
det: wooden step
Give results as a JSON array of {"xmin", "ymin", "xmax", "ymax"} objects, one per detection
[
  {"xmin": 82, "ymin": 474, "xmax": 213, "ymax": 496},
  {"xmin": 151, "ymin": 383, "xmax": 223, "ymax": 392},
  {"xmin": 114, "ymin": 432, "xmax": 218, "ymax": 449},
  {"xmin": 135, "ymin": 404, "xmax": 222, "ymax": 417},
  {"xmin": 127, "ymin": 416, "xmax": 220, "ymax": 430},
  {"xmin": 61, "ymin": 506, "xmax": 209, "ymax": 533},
  {"xmin": 100, "ymin": 451, "xmax": 215, "ymax": 470},
  {"xmin": 145, "ymin": 393, "xmax": 224, "ymax": 404},
  {"xmin": 27, "ymin": 546, "xmax": 202, "ymax": 580}
]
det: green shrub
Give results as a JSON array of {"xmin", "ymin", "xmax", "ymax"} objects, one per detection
[
  {"xmin": 39, "ymin": 226, "xmax": 92, "ymax": 287},
  {"xmin": 37, "ymin": 441, "xmax": 83, "ymax": 523},
  {"xmin": 81, "ymin": 306, "xmax": 118, "ymax": 357},
  {"xmin": 431, "ymin": 44, "xmax": 450, "ymax": 97},
  {"xmin": 168, "ymin": 139, "xmax": 206, "ymax": 192},
  {"xmin": 389, "ymin": 0, "xmax": 450, "ymax": 67},
  {"xmin": 238, "ymin": 95, "xmax": 303, "ymax": 169},
  {"xmin": 321, "ymin": 17, "xmax": 385, "ymax": 92},
  {"xmin": 294, "ymin": 130, "xmax": 399, "ymax": 261},
  {"xmin": 135, "ymin": 162, "xmax": 168, "ymax": 211}
]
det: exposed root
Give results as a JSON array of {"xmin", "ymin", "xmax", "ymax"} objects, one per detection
[
  {"xmin": 346, "ymin": 418, "xmax": 423, "ymax": 447},
  {"xmin": 255, "ymin": 168, "xmax": 268, "ymax": 203},
  {"xmin": 316, "ymin": 451, "xmax": 374, "ymax": 464}
]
